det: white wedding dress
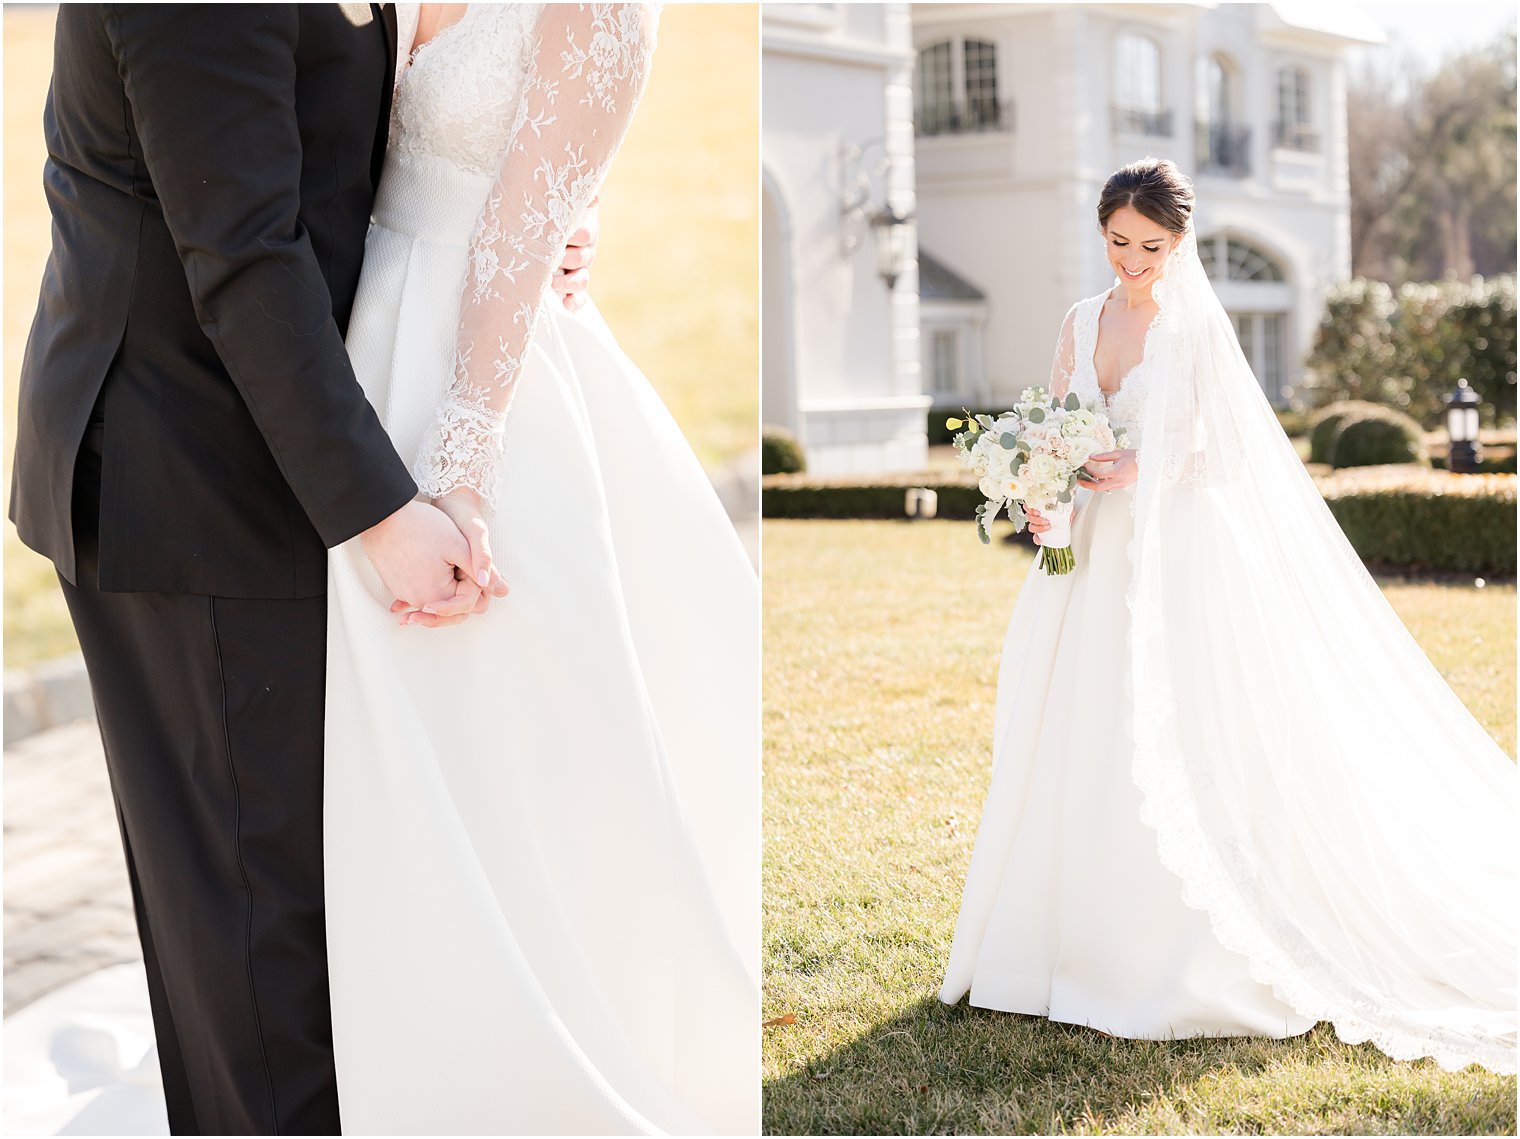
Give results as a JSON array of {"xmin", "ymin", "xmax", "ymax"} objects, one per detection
[
  {"xmin": 940, "ymin": 240, "xmax": 1517, "ymax": 1076},
  {"xmin": 939, "ymin": 287, "xmax": 1314, "ymax": 1039},
  {"xmin": 322, "ymin": 4, "xmax": 758, "ymax": 1136}
]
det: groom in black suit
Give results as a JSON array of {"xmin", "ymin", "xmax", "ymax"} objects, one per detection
[{"xmin": 10, "ymin": 6, "xmax": 593, "ymax": 1134}]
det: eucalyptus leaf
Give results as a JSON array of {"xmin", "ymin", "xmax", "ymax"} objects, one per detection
[
  {"xmin": 1064, "ymin": 391, "xmax": 1080, "ymax": 411},
  {"xmin": 976, "ymin": 414, "xmax": 995, "ymax": 431},
  {"xmin": 946, "ymin": 416, "xmax": 963, "ymax": 430},
  {"xmin": 1058, "ymin": 488, "xmax": 1073, "ymax": 504},
  {"xmin": 999, "ymin": 432, "xmax": 1017, "ymax": 449},
  {"xmin": 1028, "ymin": 407, "xmax": 1045, "ymax": 424}
]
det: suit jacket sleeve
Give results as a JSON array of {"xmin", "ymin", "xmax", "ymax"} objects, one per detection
[{"xmin": 103, "ymin": 4, "xmax": 416, "ymax": 547}]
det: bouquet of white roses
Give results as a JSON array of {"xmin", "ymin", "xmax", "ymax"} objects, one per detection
[{"xmin": 947, "ymin": 387, "xmax": 1128, "ymax": 574}]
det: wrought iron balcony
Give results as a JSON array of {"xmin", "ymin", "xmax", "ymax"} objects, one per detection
[
  {"xmin": 1111, "ymin": 104, "xmax": 1174, "ymax": 137},
  {"xmin": 1197, "ymin": 122, "xmax": 1252, "ymax": 178},
  {"xmin": 1273, "ymin": 120, "xmax": 1320, "ymax": 153},
  {"xmin": 915, "ymin": 99, "xmax": 1015, "ymax": 138}
]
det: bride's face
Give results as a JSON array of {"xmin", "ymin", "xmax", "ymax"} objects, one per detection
[{"xmin": 1101, "ymin": 205, "xmax": 1181, "ymax": 291}]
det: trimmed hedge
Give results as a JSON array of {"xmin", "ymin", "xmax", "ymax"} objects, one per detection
[
  {"xmin": 764, "ymin": 469, "xmax": 1518, "ymax": 575},
  {"xmin": 761, "ymin": 427, "xmax": 806, "ymax": 476},
  {"xmin": 763, "ymin": 474, "xmax": 984, "ymax": 521},
  {"xmin": 1329, "ymin": 405, "xmax": 1429, "ymax": 469},
  {"xmin": 1318, "ymin": 470, "xmax": 1516, "ymax": 575}
]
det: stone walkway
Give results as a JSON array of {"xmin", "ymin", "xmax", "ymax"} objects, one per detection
[{"xmin": 3, "ymin": 722, "xmax": 140, "ymax": 1014}]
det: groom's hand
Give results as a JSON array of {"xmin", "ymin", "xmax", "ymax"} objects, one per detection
[
  {"xmin": 552, "ymin": 196, "xmax": 599, "ymax": 313},
  {"xmin": 388, "ymin": 489, "xmax": 509, "ymax": 628},
  {"xmin": 359, "ymin": 501, "xmax": 474, "ymax": 616}
]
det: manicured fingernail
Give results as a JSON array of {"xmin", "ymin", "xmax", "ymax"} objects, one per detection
[
  {"xmin": 476, "ymin": 570, "xmax": 490, "ymax": 588},
  {"xmin": 420, "ymin": 606, "xmax": 437, "ymax": 616}
]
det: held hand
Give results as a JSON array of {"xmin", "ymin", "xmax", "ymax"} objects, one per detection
[
  {"xmin": 552, "ymin": 196, "xmax": 599, "ymax": 313},
  {"xmin": 1079, "ymin": 449, "xmax": 1139, "ymax": 492},
  {"xmin": 360, "ymin": 500, "xmax": 476, "ymax": 617},
  {"xmin": 392, "ymin": 489, "xmax": 510, "ymax": 629}
]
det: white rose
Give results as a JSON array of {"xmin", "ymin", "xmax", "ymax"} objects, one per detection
[{"xmin": 1062, "ymin": 409, "xmax": 1097, "ymax": 436}]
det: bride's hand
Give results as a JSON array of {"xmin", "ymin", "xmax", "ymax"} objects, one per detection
[
  {"xmin": 1080, "ymin": 449, "xmax": 1138, "ymax": 492},
  {"xmin": 396, "ymin": 489, "xmax": 510, "ymax": 627},
  {"xmin": 1026, "ymin": 503, "xmax": 1078, "ymax": 545}
]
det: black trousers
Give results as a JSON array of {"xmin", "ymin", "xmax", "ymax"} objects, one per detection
[{"xmin": 57, "ymin": 427, "xmax": 341, "ymax": 1136}]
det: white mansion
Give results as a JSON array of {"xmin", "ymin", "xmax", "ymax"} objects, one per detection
[
  {"xmin": 763, "ymin": 2, "xmax": 1382, "ymax": 476},
  {"xmin": 914, "ymin": 2, "xmax": 1382, "ymax": 416}
]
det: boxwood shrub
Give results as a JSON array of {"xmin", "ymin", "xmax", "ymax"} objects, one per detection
[
  {"xmin": 1308, "ymin": 400, "xmax": 1385, "ymax": 464},
  {"xmin": 761, "ymin": 427, "xmax": 806, "ymax": 476},
  {"xmin": 1329, "ymin": 405, "xmax": 1429, "ymax": 468}
]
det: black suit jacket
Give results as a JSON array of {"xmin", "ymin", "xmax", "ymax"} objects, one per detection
[{"xmin": 10, "ymin": 4, "xmax": 417, "ymax": 598}]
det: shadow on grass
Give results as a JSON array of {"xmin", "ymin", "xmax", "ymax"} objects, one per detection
[{"xmin": 763, "ymin": 996, "xmax": 1517, "ymax": 1136}]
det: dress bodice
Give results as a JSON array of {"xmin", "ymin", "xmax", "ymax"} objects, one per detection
[
  {"xmin": 1067, "ymin": 286, "xmax": 1159, "ymax": 449},
  {"xmin": 376, "ymin": 4, "xmax": 659, "ymax": 508},
  {"xmin": 389, "ymin": 5, "xmax": 542, "ymax": 180}
]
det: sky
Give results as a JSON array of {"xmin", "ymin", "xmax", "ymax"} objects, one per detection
[{"xmin": 1347, "ymin": 2, "xmax": 1515, "ymax": 71}]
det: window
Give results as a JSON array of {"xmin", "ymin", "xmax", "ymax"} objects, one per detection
[
  {"xmin": 1230, "ymin": 313, "xmax": 1289, "ymax": 401},
  {"xmin": 1275, "ymin": 66, "xmax": 1317, "ymax": 151},
  {"xmin": 1205, "ymin": 55, "xmax": 1232, "ymax": 127},
  {"xmin": 929, "ymin": 330, "xmax": 960, "ymax": 396},
  {"xmin": 915, "ymin": 38, "xmax": 1010, "ymax": 136},
  {"xmin": 1113, "ymin": 32, "xmax": 1169, "ymax": 135},
  {"xmin": 1199, "ymin": 235, "xmax": 1285, "ymax": 283}
]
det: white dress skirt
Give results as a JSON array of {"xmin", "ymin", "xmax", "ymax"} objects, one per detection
[
  {"xmin": 321, "ymin": 153, "xmax": 760, "ymax": 1134},
  {"xmin": 939, "ymin": 483, "xmax": 1315, "ymax": 1040}
]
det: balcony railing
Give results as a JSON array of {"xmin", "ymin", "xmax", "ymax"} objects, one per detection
[
  {"xmin": 915, "ymin": 99, "xmax": 1015, "ymax": 137},
  {"xmin": 1273, "ymin": 120, "xmax": 1320, "ymax": 153},
  {"xmin": 1112, "ymin": 105, "xmax": 1173, "ymax": 137},
  {"xmin": 1197, "ymin": 122, "xmax": 1252, "ymax": 178}
]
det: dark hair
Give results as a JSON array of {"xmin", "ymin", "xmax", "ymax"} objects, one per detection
[{"xmin": 1097, "ymin": 157, "xmax": 1194, "ymax": 235}]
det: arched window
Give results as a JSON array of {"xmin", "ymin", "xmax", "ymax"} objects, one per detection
[
  {"xmin": 915, "ymin": 38, "xmax": 1008, "ymax": 136},
  {"xmin": 1275, "ymin": 65, "xmax": 1317, "ymax": 151},
  {"xmin": 1198, "ymin": 235, "xmax": 1285, "ymax": 282},
  {"xmin": 1113, "ymin": 32, "xmax": 1169, "ymax": 135}
]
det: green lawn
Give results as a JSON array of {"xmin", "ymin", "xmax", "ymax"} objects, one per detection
[
  {"xmin": 762, "ymin": 519, "xmax": 1517, "ymax": 1136},
  {"xmin": 2, "ymin": 6, "xmax": 758, "ymax": 669}
]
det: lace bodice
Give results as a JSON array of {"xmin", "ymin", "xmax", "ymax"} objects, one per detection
[
  {"xmin": 1050, "ymin": 286, "xmax": 1158, "ymax": 449},
  {"xmin": 395, "ymin": 4, "xmax": 659, "ymax": 507},
  {"xmin": 390, "ymin": 6, "xmax": 541, "ymax": 178}
]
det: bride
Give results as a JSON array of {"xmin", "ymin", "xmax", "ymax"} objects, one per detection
[
  {"xmin": 939, "ymin": 157, "xmax": 1516, "ymax": 1074},
  {"xmin": 321, "ymin": 3, "xmax": 758, "ymax": 1134}
]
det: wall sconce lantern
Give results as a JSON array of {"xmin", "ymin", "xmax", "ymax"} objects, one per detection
[
  {"xmin": 1443, "ymin": 378, "xmax": 1483, "ymax": 473},
  {"xmin": 838, "ymin": 138, "xmax": 915, "ymax": 290},
  {"xmin": 870, "ymin": 203, "xmax": 915, "ymax": 291}
]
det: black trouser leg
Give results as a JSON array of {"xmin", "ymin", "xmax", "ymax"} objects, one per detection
[{"xmin": 59, "ymin": 432, "xmax": 340, "ymax": 1135}]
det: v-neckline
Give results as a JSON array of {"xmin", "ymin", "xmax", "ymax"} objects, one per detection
[
  {"xmin": 403, "ymin": 5, "xmax": 474, "ymax": 78},
  {"xmin": 1090, "ymin": 284, "xmax": 1154, "ymax": 403}
]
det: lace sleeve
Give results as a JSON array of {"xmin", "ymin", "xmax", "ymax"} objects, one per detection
[
  {"xmin": 412, "ymin": 3, "xmax": 658, "ymax": 506},
  {"xmin": 1049, "ymin": 302, "xmax": 1079, "ymax": 399}
]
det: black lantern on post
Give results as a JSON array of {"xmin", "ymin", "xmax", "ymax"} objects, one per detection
[{"xmin": 1443, "ymin": 378, "xmax": 1483, "ymax": 473}]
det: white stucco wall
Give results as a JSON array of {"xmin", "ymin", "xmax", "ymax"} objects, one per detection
[{"xmin": 762, "ymin": 3, "xmax": 929, "ymax": 476}]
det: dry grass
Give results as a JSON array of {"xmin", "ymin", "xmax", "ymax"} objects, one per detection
[
  {"xmin": 762, "ymin": 519, "xmax": 1517, "ymax": 1135},
  {"xmin": 2, "ymin": 6, "xmax": 757, "ymax": 667}
]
